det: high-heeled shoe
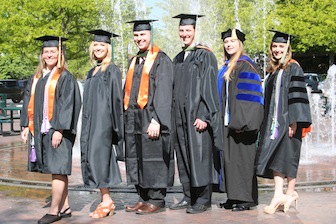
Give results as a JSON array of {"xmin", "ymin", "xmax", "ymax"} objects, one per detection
[
  {"xmin": 91, "ymin": 201, "xmax": 115, "ymax": 218},
  {"xmin": 263, "ymin": 195, "xmax": 287, "ymax": 214},
  {"xmin": 283, "ymin": 191, "xmax": 299, "ymax": 213}
]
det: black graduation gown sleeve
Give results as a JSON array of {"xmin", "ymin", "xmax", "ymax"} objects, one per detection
[
  {"xmin": 107, "ymin": 64, "xmax": 124, "ymax": 161},
  {"xmin": 152, "ymin": 52, "xmax": 174, "ymax": 132},
  {"xmin": 227, "ymin": 61, "xmax": 264, "ymax": 132},
  {"xmin": 288, "ymin": 62, "xmax": 311, "ymax": 128},
  {"xmin": 51, "ymin": 71, "xmax": 81, "ymax": 134},
  {"xmin": 197, "ymin": 50, "xmax": 224, "ymax": 152}
]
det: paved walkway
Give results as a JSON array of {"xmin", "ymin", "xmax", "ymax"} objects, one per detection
[{"xmin": 1, "ymin": 122, "xmax": 336, "ymax": 224}]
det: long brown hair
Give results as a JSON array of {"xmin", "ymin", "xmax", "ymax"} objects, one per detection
[
  {"xmin": 223, "ymin": 40, "xmax": 245, "ymax": 81},
  {"xmin": 89, "ymin": 41, "xmax": 112, "ymax": 72},
  {"xmin": 267, "ymin": 42, "xmax": 292, "ymax": 73}
]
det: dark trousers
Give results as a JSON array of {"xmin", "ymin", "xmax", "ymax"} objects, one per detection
[
  {"xmin": 181, "ymin": 182, "xmax": 212, "ymax": 206},
  {"xmin": 136, "ymin": 185, "xmax": 166, "ymax": 207}
]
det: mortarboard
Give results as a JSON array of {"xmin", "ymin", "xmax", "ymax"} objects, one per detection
[
  {"xmin": 88, "ymin": 29, "xmax": 119, "ymax": 44},
  {"xmin": 172, "ymin": 13, "xmax": 204, "ymax": 26},
  {"xmin": 35, "ymin": 35, "xmax": 68, "ymax": 48},
  {"xmin": 221, "ymin": 28, "xmax": 246, "ymax": 42},
  {"xmin": 269, "ymin": 30, "xmax": 296, "ymax": 43},
  {"xmin": 127, "ymin": 20, "xmax": 158, "ymax": 31}
]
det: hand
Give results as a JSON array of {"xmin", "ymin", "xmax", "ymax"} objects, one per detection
[
  {"xmin": 52, "ymin": 130, "xmax": 63, "ymax": 149},
  {"xmin": 147, "ymin": 122, "xmax": 160, "ymax": 139},
  {"xmin": 21, "ymin": 127, "xmax": 29, "ymax": 143},
  {"xmin": 194, "ymin": 118, "xmax": 207, "ymax": 132},
  {"xmin": 288, "ymin": 122, "xmax": 297, "ymax": 138}
]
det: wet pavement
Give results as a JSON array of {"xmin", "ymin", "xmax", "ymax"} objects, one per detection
[{"xmin": 1, "ymin": 120, "xmax": 336, "ymax": 223}]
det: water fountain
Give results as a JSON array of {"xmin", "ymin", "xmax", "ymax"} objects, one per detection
[{"xmin": 301, "ymin": 65, "xmax": 336, "ymax": 163}]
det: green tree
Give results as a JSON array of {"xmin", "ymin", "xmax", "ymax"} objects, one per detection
[
  {"xmin": 0, "ymin": 0, "xmax": 144, "ymax": 79},
  {"xmin": 273, "ymin": 0, "xmax": 336, "ymax": 53}
]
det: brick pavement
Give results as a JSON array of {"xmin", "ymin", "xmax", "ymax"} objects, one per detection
[{"xmin": 1, "ymin": 121, "xmax": 336, "ymax": 223}]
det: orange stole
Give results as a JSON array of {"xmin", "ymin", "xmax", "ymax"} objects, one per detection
[
  {"xmin": 28, "ymin": 68, "xmax": 62, "ymax": 136},
  {"xmin": 195, "ymin": 45, "xmax": 213, "ymax": 52},
  {"xmin": 124, "ymin": 44, "xmax": 160, "ymax": 110}
]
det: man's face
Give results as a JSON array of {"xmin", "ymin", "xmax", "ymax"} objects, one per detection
[
  {"xmin": 179, "ymin": 25, "xmax": 195, "ymax": 46},
  {"xmin": 133, "ymin": 30, "xmax": 151, "ymax": 51}
]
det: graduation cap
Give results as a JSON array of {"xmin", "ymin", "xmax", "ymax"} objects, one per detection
[
  {"xmin": 269, "ymin": 30, "xmax": 296, "ymax": 43},
  {"xmin": 221, "ymin": 28, "xmax": 246, "ymax": 42},
  {"xmin": 172, "ymin": 14, "xmax": 204, "ymax": 26},
  {"xmin": 88, "ymin": 29, "xmax": 119, "ymax": 44},
  {"xmin": 35, "ymin": 35, "xmax": 68, "ymax": 68},
  {"xmin": 35, "ymin": 35, "xmax": 68, "ymax": 48},
  {"xmin": 127, "ymin": 19, "xmax": 158, "ymax": 31}
]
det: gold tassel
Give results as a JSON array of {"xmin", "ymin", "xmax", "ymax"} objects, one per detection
[{"xmin": 57, "ymin": 36, "xmax": 61, "ymax": 69}]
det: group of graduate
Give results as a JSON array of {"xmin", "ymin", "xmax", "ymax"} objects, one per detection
[{"xmin": 20, "ymin": 13, "xmax": 312, "ymax": 224}]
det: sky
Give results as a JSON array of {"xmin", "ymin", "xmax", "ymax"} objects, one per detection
[{"xmin": 143, "ymin": 0, "xmax": 163, "ymax": 20}]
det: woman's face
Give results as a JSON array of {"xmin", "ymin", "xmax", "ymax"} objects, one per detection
[
  {"xmin": 271, "ymin": 42, "xmax": 287, "ymax": 60},
  {"xmin": 224, "ymin": 37, "xmax": 240, "ymax": 56},
  {"xmin": 42, "ymin": 47, "xmax": 59, "ymax": 69},
  {"xmin": 93, "ymin": 41, "xmax": 108, "ymax": 60},
  {"xmin": 179, "ymin": 25, "xmax": 195, "ymax": 47}
]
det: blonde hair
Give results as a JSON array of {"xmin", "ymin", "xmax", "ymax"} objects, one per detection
[
  {"xmin": 223, "ymin": 40, "xmax": 245, "ymax": 81},
  {"xmin": 267, "ymin": 42, "xmax": 293, "ymax": 73},
  {"xmin": 89, "ymin": 41, "xmax": 112, "ymax": 72},
  {"xmin": 34, "ymin": 47, "xmax": 67, "ymax": 78}
]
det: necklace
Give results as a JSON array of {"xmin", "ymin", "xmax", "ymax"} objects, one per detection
[{"xmin": 96, "ymin": 61, "xmax": 102, "ymax": 66}]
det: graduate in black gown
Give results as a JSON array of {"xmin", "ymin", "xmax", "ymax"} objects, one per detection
[
  {"xmin": 20, "ymin": 36, "xmax": 81, "ymax": 224},
  {"xmin": 217, "ymin": 29, "xmax": 264, "ymax": 212},
  {"xmin": 256, "ymin": 31, "xmax": 311, "ymax": 214},
  {"xmin": 80, "ymin": 30, "xmax": 124, "ymax": 218},
  {"xmin": 124, "ymin": 20, "xmax": 174, "ymax": 214},
  {"xmin": 170, "ymin": 14, "xmax": 223, "ymax": 214}
]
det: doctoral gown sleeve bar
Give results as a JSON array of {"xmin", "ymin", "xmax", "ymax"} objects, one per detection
[
  {"xmin": 287, "ymin": 63, "xmax": 312, "ymax": 128},
  {"xmin": 228, "ymin": 61, "xmax": 264, "ymax": 132}
]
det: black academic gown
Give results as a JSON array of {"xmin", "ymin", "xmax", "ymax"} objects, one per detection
[
  {"xmin": 256, "ymin": 62, "xmax": 312, "ymax": 179},
  {"xmin": 81, "ymin": 64, "xmax": 124, "ymax": 188},
  {"xmin": 21, "ymin": 70, "xmax": 81, "ymax": 175},
  {"xmin": 124, "ymin": 51, "xmax": 174, "ymax": 188},
  {"xmin": 219, "ymin": 58, "xmax": 264, "ymax": 204},
  {"xmin": 173, "ymin": 47, "xmax": 223, "ymax": 188}
]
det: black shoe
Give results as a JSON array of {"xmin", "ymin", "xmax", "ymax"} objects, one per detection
[
  {"xmin": 186, "ymin": 204, "xmax": 211, "ymax": 214},
  {"xmin": 38, "ymin": 214, "xmax": 61, "ymax": 224},
  {"xmin": 232, "ymin": 204, "xmax": 250, "ymax": 212},
  {"xmin": 217, "ymin": 200, "xmax": 236, "ymax": 209},
  {"xmin": 169, "ymin": 200, "xmax": 190, "ymax": 210},
  {"xmin": 59, "ymin": 207, "xmax": 72, "ymax": 218}
]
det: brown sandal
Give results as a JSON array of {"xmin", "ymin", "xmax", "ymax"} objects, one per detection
[{"xmin": 91, "ymin": 202, "xmax": 115, "ymax": 218}]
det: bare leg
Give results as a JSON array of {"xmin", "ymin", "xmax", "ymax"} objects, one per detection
[
  {"xmin": 100, "ymin": 188, "xmax": 113, "ymax": 205},
  {"xmin": 273, "ymin": 171, "xmax": 285, "ymax": 197},
  {"xmin": 286, "ymin": 177, "xmax": 296, "ymax": 195},
  {"xmin": 90, "ymin": 188, "xmax": 115, "ymax": 218},
  {"xmin": 264, "ymin": 171, "xmax": 287, "ymax": 214},
  {"xmin": 48, "ymin": 174, "xmax": 68, "ymax": 215},
  {"xmin": 284, "ymin": 177, "xmax": 299, "ymax": 211}
]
